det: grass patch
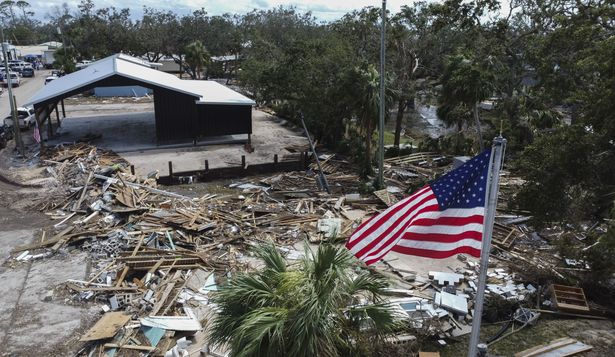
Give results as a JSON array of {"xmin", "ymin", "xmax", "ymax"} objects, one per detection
[{"xmin": 423, "ymin": 316, "xmax": 581, "ymax": 356}]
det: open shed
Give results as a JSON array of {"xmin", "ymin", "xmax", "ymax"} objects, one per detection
[{"xmin": 25, "ymin": 53, "xmax": 255, "ymax": 145}]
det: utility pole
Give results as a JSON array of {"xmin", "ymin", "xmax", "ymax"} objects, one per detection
[
  {"xmin": 378, "ymin": 0, "xmax": 386, "ymax": 188},
  {"xmin": 1, "ymin": 27, "xmax": 24, "ymax": 156}
]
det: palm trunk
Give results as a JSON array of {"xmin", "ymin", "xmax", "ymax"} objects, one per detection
[
  {"xmin": 473, "ymin": 102, "xmax": 484, "ymax": 151},
  {"xmin": 393, "ymin": 99, "xmax": 406, "ymax": 148}
]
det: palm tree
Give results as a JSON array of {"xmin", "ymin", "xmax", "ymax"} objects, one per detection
[
  {"xmin": 210, "ymin": 242, "xmax": 400, "ymax": 357},
  {"xmin": 184, "ymin": 40, "xmax": 209, "ymax": 79},
  {"xmin": 347, "ymin": 64, "xmax": 397, "ymax": 177},
  {"xmin": 437, "ymin": 52, "xmax": 495, "ymax": 151}
]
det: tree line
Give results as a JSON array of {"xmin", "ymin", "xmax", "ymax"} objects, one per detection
[{"xmin": 2, "ymin": 0, "xmax": 614, "ymax": 227}]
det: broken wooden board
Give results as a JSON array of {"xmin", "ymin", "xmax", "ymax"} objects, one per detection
[
  {"xmin": 418, "ymin": 352, "xmax": 441, "ymax": 357},
  {"xmin": 80, "ymin": 312, "xmax": 131, "ymax": 342},
  {"xmin": 373, "ymin": 188, "xmax": 399, "ymax": 207},
  {"xmin": 514, "ymin": 337, "xmax": 592, "ymax": 357},
  {"xmin": 551, "ymin": 284, "xmax": 590, "ymax": 313}
]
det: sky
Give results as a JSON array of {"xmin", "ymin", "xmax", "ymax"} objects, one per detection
[{"xmin": 31, "ymin": 0, "xmax": 420, "ymax": 22}]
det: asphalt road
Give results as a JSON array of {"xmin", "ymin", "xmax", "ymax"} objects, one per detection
[{"xmin": 0, "ymin": 69, "xmax": 51, "ymax": 119}]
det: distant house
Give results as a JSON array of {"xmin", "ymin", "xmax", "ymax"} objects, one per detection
[{"xmin": 0, "ymin": 42, "xmax": 18, "ymax": 61}]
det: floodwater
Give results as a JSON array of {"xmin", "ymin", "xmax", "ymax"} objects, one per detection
[{"xmin": 415, "ymin": 104, "xmax": 453, "ymax": 138}]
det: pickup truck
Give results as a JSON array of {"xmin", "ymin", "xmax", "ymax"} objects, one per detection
[
  {"xmin": 3, "ymin": 72, "xmax": 20, "ymax": 87},
  {"xmin": 4, "ymin": 107, "xmax": 35, "ymax": 129}
]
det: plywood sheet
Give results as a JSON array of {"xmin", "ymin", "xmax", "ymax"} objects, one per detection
[{"xmin": 80, "ymin": 312, "xmax": 131, "ymax": 342}]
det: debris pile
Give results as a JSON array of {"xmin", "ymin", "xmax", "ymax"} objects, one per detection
[{"xmin": 7, "ymin": 144, "xmax": 608, "ymax": 355}]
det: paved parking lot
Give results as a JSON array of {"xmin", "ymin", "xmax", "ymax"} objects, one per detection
[{"xmin": 0, "ymin": 69, "xmax": 51, "ymax": 119}]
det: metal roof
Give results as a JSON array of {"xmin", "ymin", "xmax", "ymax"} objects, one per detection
[{"xmin": 25, "ymin": 53, "xmax": 255, "ymax": 107}]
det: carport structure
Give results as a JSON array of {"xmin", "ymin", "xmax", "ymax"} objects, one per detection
[{"xmin": 25, "ymin": 54, "xmax": 255, "ymax": 147}]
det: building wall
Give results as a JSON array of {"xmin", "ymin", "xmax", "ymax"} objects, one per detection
[
  {"xmin": 153, "ymin": 87, "xmax": 199, "ymax": 143},
  {"xmin": 195, "ymin": 104, "xmax": 252, "ymax": 137}
]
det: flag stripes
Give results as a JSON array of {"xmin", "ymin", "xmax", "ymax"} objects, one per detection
[{"xmin": 346, "ymin": 149, "xmax": 492, "ymax": 265}]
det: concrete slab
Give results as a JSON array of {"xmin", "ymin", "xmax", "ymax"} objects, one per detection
[
  {"xmin": 46, "ymin": 104, "xmax": 308, "ymax": 177},
  {"xmin": 377, "ymin": 251, "xmax": 475, "ymax": 278},
  {"xmin": 0, "ymin": 228, "xmax": 97, "ymax": 356}
]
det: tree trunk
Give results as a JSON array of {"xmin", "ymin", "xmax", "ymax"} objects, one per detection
[
  {"xmin": 393, "ymin": 99, "xmax": 406, "ymax": 148},
  {"xmin": 364, "ymin": 120, "xmax": 373, "ymax": 176},
  {"xmin": 473, "ymin": 102, "xmax": 484, "ymax": 151}
]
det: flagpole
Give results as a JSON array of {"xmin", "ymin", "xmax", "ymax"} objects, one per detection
[
  {"xmin": 377, "ymin": 0, "xmax": 386, "ymax": 189},
  {"xmin": 467, "ymin": 136, "xmax": 506, "ymax": 357}
]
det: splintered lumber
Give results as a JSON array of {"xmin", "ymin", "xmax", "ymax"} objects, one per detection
[
  {"xmin": 12, "ymin": 226, "xmax": 75, "ymax": 253},
  {"xmin": 103, "ymin": 344, "xmax": 156, "ymax": 352},
  {"xmin": 373, "ymin": 188, "xmax": 398, "ymax": 207},
  {"xmin": 93, "ymin": 173, "xmax": 191, "ymax": 200},
  {"xmin": 80, "ymin": 312, "xmax": 131, "ymax": 341},
  {"xmin": 514, "ymin": 337, "xmax": 592, "ymax": 357}
]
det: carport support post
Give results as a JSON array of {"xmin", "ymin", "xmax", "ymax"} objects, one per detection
[
  {"xmin": 55, "ymin": 104, "xmax": 61, "ymax": 127},
  {"xmin": 34, "ymin": 108, "xmax": 44, "ymax": 151},
  {"xmin": 168, "ymin": 161, "xmax": 173, "ymax": 178},
  {"xmin": 46, "ymin": 111, "xmax": 52, "ymax": 138},
  {"xmin": 61, "ymin": 99, "xmax": 66, "ymax": 118}
]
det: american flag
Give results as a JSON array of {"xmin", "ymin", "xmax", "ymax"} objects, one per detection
[
  {"xmin": 346, "ymin": 149, "xmax": 491, "ymax": 265},
  {"xmin": 33, "ymin": 120, "xmax": 41, "ymax": 143}
]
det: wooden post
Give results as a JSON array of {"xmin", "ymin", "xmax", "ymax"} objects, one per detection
[
  {"xmin": 46, "ymin": 111, "xmax": 52, "ymax": 139},
  {"xmin": 168, "ymin": 161, "xmax": 173, "ymax": 177},
  {"xmin": 55, "ymin": 104, "xmax": 61, "ymax": 127},
  {"xmin": 34, "ymin": 107, "xmax": 44, "ymax": 151},
  {"xmin": 130, "ymin": 165, "xmax": 135, "ymax": 175},
  {"xmin": 241, "ymin": 155, "xmax": 246, "ymax": 169},
  {"xmin": 61, "ymin": 99, "xmax": 66, "ymax": 118},
  {"xmin": 204, "ymin": 160, "xmax": 209, "ymax": 171},
  {"xmin": 274, "ymin": 154, "xmax": 278, "ymax": 164}
]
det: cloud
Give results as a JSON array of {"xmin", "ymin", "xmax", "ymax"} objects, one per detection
[{"xmin": 29, "ymin": 0, "xmax": 417, "ymax": 22}]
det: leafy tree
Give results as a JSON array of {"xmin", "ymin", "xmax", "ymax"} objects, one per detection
[
  {"xmin": 389, "ymin": 12, "xmax": 419, "ymax": 148},
  {"xmin": 135, "ymin": 8, "xmax": 180, "ymax": 62},
  {"xmin": 513, "ymin": 125, "xmax": 615, "ymax": 227},
  {"xmin": 1, "ymin": 0, "xmax": 16, "ymax": 26},
  {"xmin": 343, "ymin": 64, "xmax": 397, "ymax": 176},
  {"xmin": 54, "ymin": 46, "xmax": 77, "ymax": 73},
  {"xmin": 437, "ymin": 52, "xmax": 495, "ymax": 151},
  {"xmin": 210, "ymin": 242, "xmax": 400, "ymax": 357},
  {"xmin": 184, "ymin": 40, "xmax": 209, "ymax": 79}
]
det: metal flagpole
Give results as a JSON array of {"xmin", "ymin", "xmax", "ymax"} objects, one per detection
[
  {"xmin": 377, "ymin": 0, "xmax": 386, "ymax": 188},
  {"xmin": 467, "ymin": 136, "xmax": 507, "ymax": 357}
]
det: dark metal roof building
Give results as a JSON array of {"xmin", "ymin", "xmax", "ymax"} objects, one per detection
[{"xmin": 25, "ymin": 54, "xmax": 255, "ymax": 144}]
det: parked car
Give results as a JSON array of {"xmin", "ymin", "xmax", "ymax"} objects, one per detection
[
  {"xmin": 45, "ymin": 75, "xmax": 58, "ymax": 85},
  {"xmin": 51, "ymin": 69, "xmax": 64, "ymax": 77},
  {"xmin": 3, "ymin": 107, "xmax": 35, "ymax": 130},
  {"xmin": 21, "ymin": 67, "xmax": 34, "ymax": 77},
  {"xmin": 3, "ymin": 72, "xmax": 20, "ymax": 87}
]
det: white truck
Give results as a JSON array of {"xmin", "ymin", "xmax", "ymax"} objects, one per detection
[
  {"xmin": 43, "ymin": 49, "xmax": 56, "ymax": 69},
  {"xmin": 4, "ymin": 107, "xmax": 36, "ymax": 129}
]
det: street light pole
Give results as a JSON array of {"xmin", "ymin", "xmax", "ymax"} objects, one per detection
[
  {"xmin": 378, "ymin": 0, "xmax": 386, "ymax": 189},
  {"xmin": 1, "ymin": 27, "xmax": 24, "ymax": 156}
]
